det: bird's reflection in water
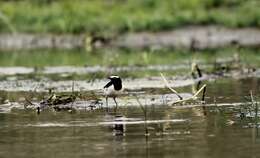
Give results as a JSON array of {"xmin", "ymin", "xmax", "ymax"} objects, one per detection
[{"xmin": 113, "ymin": 115, "xmax": 126, "ymax": 136}]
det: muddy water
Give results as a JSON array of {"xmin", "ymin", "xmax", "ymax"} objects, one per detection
[{"xmin": 1, "ymin": 78, "xmax": 260, "ymax": 158}]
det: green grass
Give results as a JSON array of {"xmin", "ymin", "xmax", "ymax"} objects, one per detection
[
  {"xmin": 0, "ymin": 49, "xmax": 190, "ymax": 67},
  {"xmin": 0, "ymin": 0, "xmax": 259, "ymax": 34},
  {"xmin": 0, "ymin": 47, "xmax": 260, "ymax": 67}
]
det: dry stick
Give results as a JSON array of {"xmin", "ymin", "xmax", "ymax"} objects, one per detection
[
  {"xmin": 192, "ymin": 84, "xmax": 207, "ymax": 99},
  {"xmin": 160, "ymin": 72, "xmax": 206, "ymax": 104},
  {"xmin": 170, "ymin": 84, "xmax": 207, "ymax": 105},
  {"xmin": 160, "ymin": 73, "xmax": 183, "ymax": 100}
]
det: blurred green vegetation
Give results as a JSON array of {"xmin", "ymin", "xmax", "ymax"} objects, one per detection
[
  {"xmin": 0, "ymin": 0, "xmax": 259, "ymax": 34},
  {"xmin": 0, "ymin": 47, "xmax": 259, "ymax": 80},
  {"xmin": 0, "ymin": 48, "xmax": 259, "ymax": 67}
]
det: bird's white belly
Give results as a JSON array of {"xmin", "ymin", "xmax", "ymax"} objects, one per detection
[{"xmin": 104, "ymin": 86, "xmax": 123, "ymax": 97}]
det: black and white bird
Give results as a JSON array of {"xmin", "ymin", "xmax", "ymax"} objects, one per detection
[{"xmin": 103, "ymin": 75, "xmax": 123, "ymax": 110}]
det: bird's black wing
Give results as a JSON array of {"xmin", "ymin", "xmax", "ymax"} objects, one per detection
[{"xmin": 104, "ymin": 81, "xmax": 113, "ymax": 88}]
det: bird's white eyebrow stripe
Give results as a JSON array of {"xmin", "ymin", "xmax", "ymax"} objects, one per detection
[{"xmin": 109, "ymin": 75, "xmax": 119, "ymax": 78}]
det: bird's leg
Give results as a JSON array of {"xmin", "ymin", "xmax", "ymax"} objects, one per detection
[
  {"xmin": 105, "ymin": 96, "xmax": 109, "ymax": 113},
  {"xmin": 113, "ymin": 97, "xmax": 118, "ymax": 113},
  {"xmin": 36, "ymin": 106, "xmax": 40, "ymax": 115}
]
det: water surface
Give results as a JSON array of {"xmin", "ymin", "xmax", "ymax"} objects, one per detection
[{"xmin": 0, "ymin": 78, "xmax": 260, "ymax": 158}]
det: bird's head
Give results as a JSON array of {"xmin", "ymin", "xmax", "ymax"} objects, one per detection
[{"xmin": 104, "ymin": 75, "xmax": 122, "ymax": 90}]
